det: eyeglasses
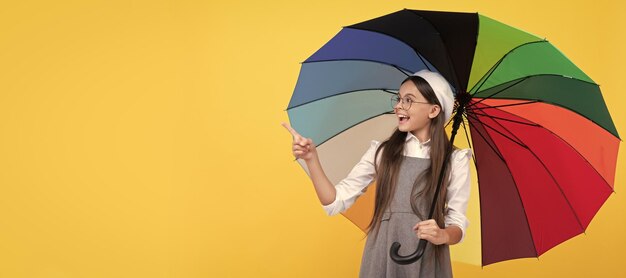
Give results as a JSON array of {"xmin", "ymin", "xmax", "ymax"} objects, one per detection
[{"xmin": 391, "ymin": 95, "xmax": 431, "ymax": 110}]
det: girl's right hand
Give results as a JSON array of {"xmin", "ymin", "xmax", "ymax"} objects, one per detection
[{"xmin": 282, "ymin": 122, "xmax": 317, "ymax": 162}]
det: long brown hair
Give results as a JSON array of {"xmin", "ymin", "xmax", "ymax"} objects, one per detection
[{"xmin": 368, "ymin": 75, "xmax": 452, "ymax": 237}]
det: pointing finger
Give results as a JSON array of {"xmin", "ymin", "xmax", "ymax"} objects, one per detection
[{"xmin": 281, "ymin": 122, "xmax": 301, "ymax": 138}]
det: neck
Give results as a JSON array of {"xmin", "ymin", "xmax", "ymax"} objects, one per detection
[{"xmin": 411, "ymin": 126, "xmax": 431, "ymax": 143}]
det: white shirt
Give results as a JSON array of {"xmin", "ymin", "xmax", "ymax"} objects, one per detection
[{"xmin": 322, "ymin": 132, "xmax": 472, "ymax": 241}]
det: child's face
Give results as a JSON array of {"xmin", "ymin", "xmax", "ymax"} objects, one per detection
[{"xmin": 394, "ymin": 81, "xmax": 439, "ymax": 135}]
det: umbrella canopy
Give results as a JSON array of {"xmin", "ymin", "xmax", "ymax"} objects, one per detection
[{"xmin": 286, "ymin": 9, "xmax": 620, "ymax": 266}]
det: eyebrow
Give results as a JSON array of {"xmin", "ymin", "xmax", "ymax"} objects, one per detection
[{"xmin": 398, "ymin": 93, "xmax": 417, "ymax": 98}]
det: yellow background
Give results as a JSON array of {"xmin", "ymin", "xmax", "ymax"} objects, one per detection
[{"xmin": 0, "ymin": 0, "xmax": 624, "ymax": 277}]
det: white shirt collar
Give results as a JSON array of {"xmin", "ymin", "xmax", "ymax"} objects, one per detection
[
  {"xmin": 404, "ymin": 132, "xmax": 431, "ymax": 158},
  {"xmin": 405, "ymin": 132, "xmax": 431, "ymax": 145}
]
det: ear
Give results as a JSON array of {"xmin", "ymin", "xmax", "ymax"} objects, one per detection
[{"xmin": 428, "ymin": 105, "xmax": 441, "ymax": 119}]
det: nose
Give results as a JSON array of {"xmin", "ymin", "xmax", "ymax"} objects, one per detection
[{"xmin": 394, "ymin": 98, "xmax": 404, "ymax": 111}]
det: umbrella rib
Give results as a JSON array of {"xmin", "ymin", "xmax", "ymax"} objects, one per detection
[
  {"xmin": 467, "ymin": 77, "xmax": 528, "ymax": 108},
  {"xmin": 314, "ymin": 112, "xmax": 394, "ymax": 147},
  {"xmin": 465, "ymin": 118, "xmax": 506, "ymax": 163},
  {"xmin": 470, "ymin": 42, "xmax": 603, "ymax": 102},
  {"xmin": 478, "ymin": 108, "xmax": 588, "ymax": 233},
  {"xmin": 469, "ymin": 40, "xmax": 546, "ymax": 94},
  {"xmin": 468, "ymin": 74, "xmax": 602, "ymax": 112},
  {"xmin": 286, "ymin": 89, "xmax": 398, "ymax": 110},
  {"xmin": 465, "ymin": 113, "xmax": 528, "ymax": 149},
  {"xmin": 415, "ymin": 53, "xmax": 434, "ymax": 72},
  {"xmin": 469, "ymin": 111, "xmax": 541, "ymax": 127},
  {"xmin": 392, "ymin": 65, "xmax": 411, "ymax": 77},
  {"xmin": 539, "ymin": 130, "xmax": 616, "ymax": 193},
  {"xmin": 473, "ymin": 96, "xmax": 619, "ymax": 140},
  {"xmin": 382, "ymin": 89, "xmax": 399, "ymax": 95},
  {"xmin": 302, "ymin": 58, "xmax": 413, "ymax": 74},
  {"xmin": 470, "ymin": 56, "xmax": 504, "ymax": 95},
  {"xmin": 510, "ymin": 96, "xmax": 618, "ymax": 140},
  {"xmin": 466, "ymin": 118, "xmax": 540, "ymax": 261},
  {"xmin": 478, "ymin": 73, "xmax": 600, "ymax": 90},
  {"xmin": 466, "ymin": 100, "xmax": 539, "ymax": 111},
  {"xmin": 343, "ymin": 26, "xmax": 447, "ymax": 79}
]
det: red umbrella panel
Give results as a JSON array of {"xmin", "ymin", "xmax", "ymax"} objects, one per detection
[{"xmin": 467, "ymin": 98, "xmax": 617, "ymax": 264}]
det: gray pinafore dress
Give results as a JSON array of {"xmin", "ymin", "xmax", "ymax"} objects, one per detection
[{"xmin": 359, "ymin": 157, "xmax": 452, "ymax": 278}]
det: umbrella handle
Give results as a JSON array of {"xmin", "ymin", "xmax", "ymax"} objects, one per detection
[{"xmin": 389, "ymin": 239, "xmax": 428, "ymax": 265}]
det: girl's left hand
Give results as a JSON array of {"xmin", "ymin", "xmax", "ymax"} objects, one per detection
[{"xmin": 413, "ymin": 219, "xmax": 449, "ymax": 245}]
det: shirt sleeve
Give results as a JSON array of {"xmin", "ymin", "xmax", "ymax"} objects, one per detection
[
  {"xmin": 444, "ymin": 148, "xmax": 472, "ymax": 242},
  {"xmin": 322, "ymin": 140, "xmax": 380, "ymax": 216}
]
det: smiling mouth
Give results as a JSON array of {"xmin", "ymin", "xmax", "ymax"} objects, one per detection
[{"xmin": 398, "ymin": 115, "xmax": 410, "ymax": 124}]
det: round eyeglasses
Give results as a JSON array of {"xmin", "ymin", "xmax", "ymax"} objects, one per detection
[{"xmin": 391, "ymin": 95, "xmax": 431, "ymax": 110}]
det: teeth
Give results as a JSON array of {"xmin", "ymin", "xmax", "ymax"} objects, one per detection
[{"xmin": 399, "ymin": 115, "xmax": 408, "ymax": 119}]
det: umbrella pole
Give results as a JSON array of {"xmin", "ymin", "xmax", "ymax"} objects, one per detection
[{"xmin": 390, "ymin": 94, "xmax": 469, "ymax": 265}]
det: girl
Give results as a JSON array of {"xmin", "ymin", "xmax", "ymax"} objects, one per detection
[{"xmin": 283, "ymin": 70, "xmax": 471, "ymax": 277}]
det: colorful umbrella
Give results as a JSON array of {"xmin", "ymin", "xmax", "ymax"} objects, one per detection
[{"xmin": 286, "ymin": 9, "xmax": 620, "ymax": 266}]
